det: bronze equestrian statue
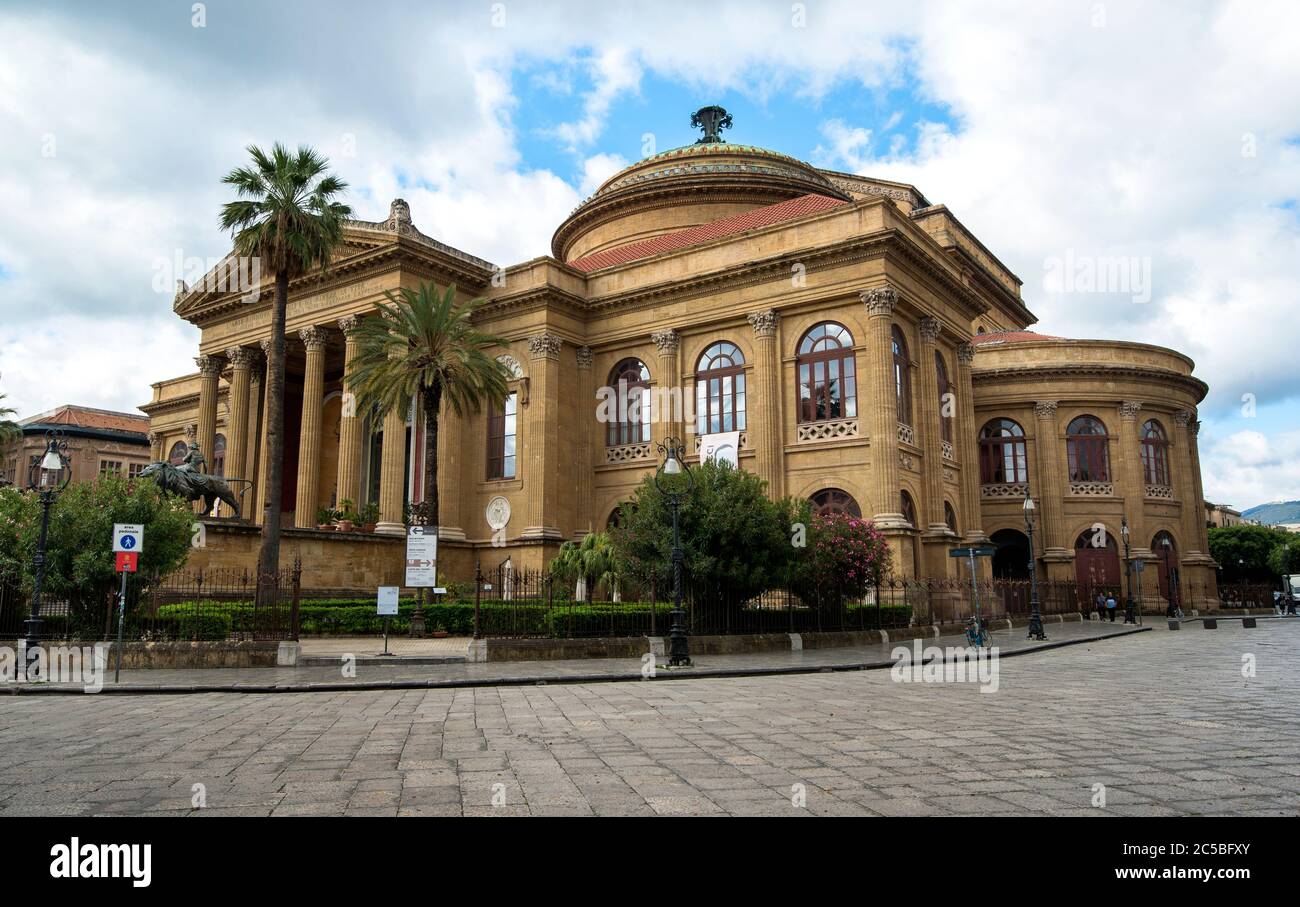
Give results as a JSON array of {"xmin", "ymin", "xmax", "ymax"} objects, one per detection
[{"xmin": 140, "ymin": 444, "xmax": 241, "ymax": 517}]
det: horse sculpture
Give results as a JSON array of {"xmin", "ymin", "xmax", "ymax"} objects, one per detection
[{"xmin": 140, "ymin": 445, "xmax": 241, "ymax": 517}]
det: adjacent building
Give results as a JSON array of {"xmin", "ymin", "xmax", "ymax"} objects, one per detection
[
  {"xmin": 143, "ymin": 112, "xmax": 1219, "ymax": 606},
  {"xmin": 1, "ymin": 405, "xmax": 151, "ymax": 487}
]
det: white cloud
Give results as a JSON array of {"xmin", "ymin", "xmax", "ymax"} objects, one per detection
[{"xmin": 1201, "ymin": 429, "xmax": 1300, "ymax": 508}]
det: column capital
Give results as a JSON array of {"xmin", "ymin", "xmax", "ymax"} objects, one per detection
[
  {"xmin": 259, "ymin": 338, "xmax": 273, "ymax": 354},
  {"xmin": 1034, "ymin": 401, "xmax": 1058, "ymax": 420},
  {"xmin": 338, "ymin": 314, "xmax": 363, "ymax": 336},
  {"xmin": 956, "ymin": 341, "xmax": 976, "ymax": 365},
  {"xmin": 527, "ymin": 332, "xmax": 563, "ymax": 360},
  {"xmin": 746, "ymin": 309, "xmax": 779, "ymax": 339},
  {"xmin": 224, "ymin": 346, "xmax": 259, "ymax": 368},
  {"xmin": 1119, "ymin": 400, "xmax": 1143, "ymax": 421},
  {"xmin": 147, "ymin": 431, "xmax": 158, "ymax": 445},
  {"xmin": 918, "ymin": 316, "xmax": 942, "ymax": 344},
  {"xmin": 1174, "ymin": 408, "xmax": 1195, "ymax": 427},
  {"xmin": 575, "ymin": 345, "xmax": 593, "ymax": 369},
  {"xmin": 195, "ymin": 355, "xmax": 223, "ymax": 377},
  {"xmin": 860, "ymin": 286, "xmax": 899, "ymax": 316},
  {"xmin": 650, "ymin": 329, "xmax": 680, "ymax": 355},
  {"xmin": 184, "ymin": 423, "xmax": 197, "ymax": 442},
  {"xmin": 300, "ymin": 326, "xmax": 331, "ymax": 351}
]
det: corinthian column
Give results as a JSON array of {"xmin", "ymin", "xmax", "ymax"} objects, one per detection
[
  {"xmin": 254, "ymin": 339, "xmax": 273, "ymax": 524},
  {"xmin": 747, "ymin": 309, "xmax": 783, "ymax": 497},
  {"xmin": 223, "ymin": 346, "xmax": 255, "ymax": 496},
  {"xmin": 1174, "ymin": 410, "xmax": 1207, "ymax": 557},
  {"xmin": 375, "ymin": 402, "xmax": 408, "ymax": 536},
  {"xmin": 917, "ymin": 317, "xmax": 947, "ymax": 533},
  {"xmin": 1117, "ymin": 401, "xmax": 1147, "ymax": 555},
  {"xmin": 148, "ymin": 432, "xmax": 162, "ymax": 461},
  {"xmin": 956, "ymin": 343, "xmax": 985, "ymax": 543},
  {"xmin": 335, "ymin": 315, "xmax": 364, "ymax": 511},
  {"xmin": 294, "ymin": 326, "xmax": 329, "ymax": 528},
  {"xmin": 522, "ymin": 332, "xmax": 563, "ymax": 540},
  {"xmin": 575, "ymin": 345, "xmax": 595, "ymax": 536},
  {"xmin": 195, "ymin": 354, "xmax": 222, "ymax": 469},
  {"xmin": 245, "ymin": 352, "xmax": 264, "ymax": 504},
  {"xmin": 650, "ymin": 329, "xmax": 681, "ymax": 450},
  {"xmin": 861, "ymin": 287, "xmax": 906, "ymax": 527},
  {"xmin": 1032, "ymin": 401, "xmax": 1068, "ymax": 559}
]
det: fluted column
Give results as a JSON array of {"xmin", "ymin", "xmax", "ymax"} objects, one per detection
[
  {"xmin": 245, "ymin": 353, "xmax": 264, "ymax": 504},
  {"xmin": 223, "ymin": 346, "xmax": 254, "ymax": 491},
  {"xmin": 195, "ymin": 354, "xmax": 222, "ymax": 469},
  {"xmin": 861, "ymin": 288, "xmax": 906, "ymax": 527},
  {"xmin": 293, "ymin": 326, "xmax": 329, "ymax": 528},
  {"xmin": 335, "ymin": 315, "xmax": 364, "ymax": 511},
  {"xmin": 650, "ymin": 329, "xmax": 681, "ymax": 451},
  {"xmin": 1187, "ymin": 419, "xmax": 1211, "ymax": 555},
  {"xmin": 1032, "ymin": 401, "xmax": 1068, "ymax": 558},
  {"xmin": 254, "ymin": 338, "xmax": 273, "ymax": 524},
  {"xmin": 375, "ymin": 401, "xmax": 408, "ymax": 536},
  {"xmin": 436, "ymin": 378, "xmax": 466, "ymax": 541},
  {"xmin": 1174, "ymin": 410, "xmax": 1207, "ymax": 557},
  {"xmin": 575, "ymin": 345, "xmax": 595, "ymax": 537},
  {"xmin": 747, "ymin": 310, "xmax": 783, "ymax": 497},
  {"xmin": 917, "ymin": 317, "xmax": 947, "ymax": 533},
  {"xmin": 955, "ymin": 342, "xmax": 985, "ymax": 543},
  {"xmin": 1117, "ymin": 401, "xmax": 1147, "ymax": 555},
  {"xmin": 148, "ymin": 432, "xmax": 162, "ymax": 461},
  {"xmin": 522, "ymin": 332, "xmax": 563, "ymax": 540}
]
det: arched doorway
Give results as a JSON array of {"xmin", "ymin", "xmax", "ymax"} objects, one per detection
[
  {"xmin": 1152, "ymin": 530, "xmax": 1179, "ymax": 608},
  {"xmin": 991, "ymin": 529, "xmax": 1030, "ymax": 579},
  {"xmin": 990, "ymin": 528, "xmax": 1031, "ymax": 614},
  {"xmin": 1075, "ymin": 528, "xmax": 1121, "ymax": 606}
]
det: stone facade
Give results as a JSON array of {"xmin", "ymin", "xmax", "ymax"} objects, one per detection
[
  {"xmin": 2, "ymin": 405, "xmax": 150, "ymax": 488},
  {"xmin": 143, "ymin": 128, "xmax": 1218, "ymax": 608}
]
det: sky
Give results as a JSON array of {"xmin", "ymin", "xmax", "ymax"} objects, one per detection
[{"xmin": 0, "ymin": 0, "xmax": 1297, "ymax": 510}]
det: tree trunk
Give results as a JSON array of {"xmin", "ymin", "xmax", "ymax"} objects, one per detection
[
  {"xmin": 256, "ymin": 269, "xmax": 289, "ymax": 596},
  {"xmin": 421, "ymin": 384, "xmax": 441, "ymax": 529}
]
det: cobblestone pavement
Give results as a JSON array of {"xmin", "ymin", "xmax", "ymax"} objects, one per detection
[
  {"xmin": 2, "ymin": 622, "xmax": 1297, "ymax": 816},
  {"xmin": 22, "ymin": 617, "xmax": 1139, "ymax": 691}
]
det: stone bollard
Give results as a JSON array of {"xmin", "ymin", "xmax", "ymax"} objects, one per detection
[
  {"xmin": 1167, "ymin": 619, "xmax": 1180, "ymax": 630},
  {"xmin": 1203, "ymin": 618, "xmax": 1218, "ymax": 629},
  {"xmin": 1243, "ymin": 617, "xmax": 1257, "ymax": 628}
]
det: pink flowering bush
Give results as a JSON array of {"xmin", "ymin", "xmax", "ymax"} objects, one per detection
[{"xmin": 805, "ymin": 512, "xmax": 891, "ymax": 598}]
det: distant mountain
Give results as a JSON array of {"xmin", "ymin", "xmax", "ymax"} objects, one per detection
[{"xmin": 1242, "ymin": 501, "xmax": 1300, "ymax": 524}]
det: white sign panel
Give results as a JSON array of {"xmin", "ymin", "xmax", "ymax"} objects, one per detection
[
  {"xmin": 112, "ymin": 523, "xmax": 144, "ymax": 553},
  {"xmin": 699, "ymin": 432, "xmax": 740, "ymax": 468},
  {"xmin": 405, "ymin": 525, "xmax": 438, "ymax": 587},
  {"xmin": 377, "ymin": 586, "xmax": 399, "ymax": 616}
]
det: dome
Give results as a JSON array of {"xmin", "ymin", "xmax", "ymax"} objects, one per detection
[{"xmin": 552, "ymin": 127, "xmax": 850, "ymax": 264}]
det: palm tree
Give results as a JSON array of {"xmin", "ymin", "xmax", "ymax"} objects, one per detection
[
  {"xmin": 550, "ymin": 531, "xmax": 620, "ymax": 602},
  {"xmin": 219, "ymin": 144, "xmax": 351, "ymax": 584},
  {"xmin": 0, "ymin": 381, "xmax": 20, "ymax": 483},
  {"xmin": 348, "ymin": 281, "xmax": 512, "ymax": 538}
]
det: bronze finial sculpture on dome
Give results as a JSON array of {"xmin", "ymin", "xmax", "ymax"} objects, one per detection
[{"xmin": 691, "ymin": 105, "xmax": 733, "ymax": 143}]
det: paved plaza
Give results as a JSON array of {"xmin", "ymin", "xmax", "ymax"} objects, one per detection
[{"xmin": 1, "ymin": 622, "xmax": 1297, "ymax": 816}]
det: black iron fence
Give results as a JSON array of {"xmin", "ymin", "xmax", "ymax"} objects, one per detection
[{"xmin": 0, "ymin": 561, "xmax": 301, "ymax": 643}]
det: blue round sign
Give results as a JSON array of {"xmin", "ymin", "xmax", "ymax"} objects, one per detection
[{"xmin": 120, "ymin": 535, "xmax": 136, "ymax": 550}]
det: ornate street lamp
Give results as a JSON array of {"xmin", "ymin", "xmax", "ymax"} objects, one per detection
[
  {"xmin": 25, "ymin": 430, "xmax": 71, "ymax": 648},
  {"xmin": 654, "ymin": 436, "xmax": 693, "ymax": 667},
  {"xmin": 1022, "ymin": 487, "xmax": 1047, "ymax": 640},
  {"xmin": 1164, "ymin": 536, "xmax": 1180, "ymax": 617},
  {"xmin": 1121, "ymin": 517, "xmax": 1136, "ymax": 624}
]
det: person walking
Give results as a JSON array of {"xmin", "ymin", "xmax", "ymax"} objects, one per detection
[
  {"xmin": 1105, "ymin": 592, "xmax": 1118, "ymax": 622},
  {"xmin": 1094, "ymin": 591, "xmax": 1106, "ymax": 621}
]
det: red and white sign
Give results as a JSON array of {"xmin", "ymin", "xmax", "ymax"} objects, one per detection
[{"xmin": 115, "ymin": 551, "xmax": 138, "ymax": 573}]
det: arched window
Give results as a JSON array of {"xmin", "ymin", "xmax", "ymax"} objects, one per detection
[
  {"xmin": 168, "ymin": 441, "xmax": 188, "ymax": 466},
  {"xmin": 900, "ymin": 490, "xmax": 917, "ymax": 527},
  {"xmin": 1066, "ymin": 416, "xmax": 1110, "ymax": 482},
  {"xmin": 944, "ymin": 501, "xmax": 958, "ymax": 534},
  {"xmin": 607, "ymin": 358, "xmax": 651, "ymax": 447},
  {"xmin": 695, "ymin": 342, "xmax": 746, "ymax": 434},
  {"xmin": 1140, "ymin": 419, "xmax": 1170, "ymax": 486},
  {"xmin": 978, "ymin": 418, "xmax": 1028, "ymax": 484},
  {"xmin": 211, "ymin": 434, "xmax": 226, "ymax": 477},
  {"xmin": 810, "ymin": 488, "xmax": 862, "ymax": 518},
  {"xmin": 935, "ymin": 350, "xmax": 953, "ymax": 443},
  {"xmin": 796, "ymin": 323, "xmax": 856, "ymax": 423},
  {"xmin": 892, "ymin": 325, "xmax": 912, "ymax": 425}
]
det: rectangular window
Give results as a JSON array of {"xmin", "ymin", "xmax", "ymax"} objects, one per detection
[
  {"xmin": 487, "ymin": 392, "xmax": 517, "ymax": 480},
  {"xmin": 128, "ymin": 462, "xmax": 146, "ymax": 478},
  {"xmin": 99, "ymin": 460, "xmax": 123, "ymax": 476}
]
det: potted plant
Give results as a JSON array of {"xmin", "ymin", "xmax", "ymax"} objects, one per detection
[
  {"xmin": 360, "ymin": 501, "xmax": 379, "ymax": 533},
  {"xmin": 431, "ymin": 622, "xmax": 449, "ymax": 639},
  {"xmin": 334, "ymin": 499, "xmax": 359, "ymax": 533},
  {"xmin": 315, "ymin": 505, "xmax": 338, "ymax": 530}
]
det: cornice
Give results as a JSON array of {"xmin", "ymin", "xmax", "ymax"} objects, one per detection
[{"xmin": 972, "ymin": 363, "xmax": 1209, "ymax": 401}]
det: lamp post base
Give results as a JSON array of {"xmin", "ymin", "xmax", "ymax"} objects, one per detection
[
  {"xmin": 22, "ymin": 618, "xmax": 43, "ymax": 651},
  {"xmin": 1027, "ymin": 609, "xmax": 1047, "ymax": 641},
  {"xmin": 667, "ymin": 609, "xmax": 692, "ymax": 667}
]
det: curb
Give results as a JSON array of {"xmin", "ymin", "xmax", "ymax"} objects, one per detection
[{"xmin": 4, "ymin": 627, "xmax": 1151, "ymax": 696}]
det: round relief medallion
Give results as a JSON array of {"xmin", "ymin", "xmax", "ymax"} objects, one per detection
[{"xmin": 485, "ymin": 496, "xmax": 511, "ymax": 531}]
